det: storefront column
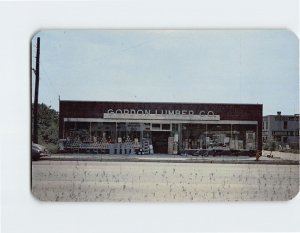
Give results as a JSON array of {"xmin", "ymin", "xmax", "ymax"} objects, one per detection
[
  {"xmin": 205, "ymin": 123, "xmax": 208, "ymax": 148},
  {"xmin": 89, "ymin": 122, "xmax": 91, "ymax": 141},
  {"xmin": 140, "ymin": 123, "xmax": 143, "ymax": 142},
  {"xmin": 125, "ymin": 122, "xmax": 128, "ymax": 138},
  {"xmin": 178, "ymin": 123, "xmax": 182, "ymax": 152},
  {"xmin": 256, "ymin": 124, "xmax": 258, "ymax": 150},
  {"xmin": 62, "ymin": 120, "xmax": 65, "ymax": 139},
  {"xmin": 115, "ymin": 122, "xmax": 118, "ymax": 143}
]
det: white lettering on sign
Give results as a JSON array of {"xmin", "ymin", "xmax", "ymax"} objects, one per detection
[
  {"xmin": 103, "ymin": 113, "xmax": 220, "ymax": 121},
  {"xmin": 106, "ymin": 109, "xmax": 216, "ymax": 116}
]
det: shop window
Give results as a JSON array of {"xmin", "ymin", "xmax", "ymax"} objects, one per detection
[
  {"xmin": 152, "ymin": 124, "xmax": 160, "ymax": 130},
  {"xmin": 150, "ymin": 123, "xmax": 171, "ymax": 131},
  {"xmin": 144, "ymin": 123, "xmax": 151, "ymax": 131},
  {"xmin": 162, "ymin": 124, "xmax": 171, "ymax": 130},
  {"xmin": 143, "ymin": 131, "xmax": 151, "ymax": 139},
  {"xmin": 180, "ymin": 123, "xmax": 257, "ymax": 151},
  {"xmin": 172, "ymin": 124, "xmax": 178, "ymax": 131}
]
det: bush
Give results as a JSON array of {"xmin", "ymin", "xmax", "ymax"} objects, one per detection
[
  {"xmin": 32, "ymin": 103, "xmax": 59, "ymax": 153},
  {"xmin": 262, "ymin": 143, "xmax": 269, "ymax": 150},
  {"xmin": 269, "ymin": 141, "xmax": 276, "ymax": 151},
  {"xmin": 44, "ymin": 143, "xmax": 58, "ymax": 154}
]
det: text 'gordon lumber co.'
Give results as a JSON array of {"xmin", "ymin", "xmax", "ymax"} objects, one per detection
[{"xmin": 103, "ymin": 113, "xmax": 220, "ymax": 121}]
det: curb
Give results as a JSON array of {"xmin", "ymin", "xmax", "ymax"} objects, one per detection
[{"xmin": 39, "ymin": 156, "xmax": 299, "ymax": 165}]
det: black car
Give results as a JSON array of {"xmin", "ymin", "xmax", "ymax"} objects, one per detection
[{"xmin": 32, "ymin": 143, "xmax": 49, "ymax": 161}]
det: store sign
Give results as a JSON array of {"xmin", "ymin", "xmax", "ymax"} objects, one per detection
[
  {"xmin": 104, "ymin": 109, "xmax": 220, "ymax": 121},
  {"xmin": 106, "ymin": 109, "xmax": 217, "ymax": 115}
]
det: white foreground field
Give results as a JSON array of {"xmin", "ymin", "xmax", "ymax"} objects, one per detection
[{"xmin": 32, "ymin": 160, "xmax": 299, "ymax": 202}]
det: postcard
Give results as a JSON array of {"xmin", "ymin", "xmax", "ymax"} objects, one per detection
[{"xmin": 31, "ymin": 30, "xmax": 299, "ymax": 201}]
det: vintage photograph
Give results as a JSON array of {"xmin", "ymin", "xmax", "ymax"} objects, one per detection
[{"xmin": 31, "ymin": 30, "xmax": 299, "ymax": 201}]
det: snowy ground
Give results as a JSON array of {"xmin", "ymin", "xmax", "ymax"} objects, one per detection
[{"xmin": 32, "ymin": 160, "xmax": 299, "ymax": 202}]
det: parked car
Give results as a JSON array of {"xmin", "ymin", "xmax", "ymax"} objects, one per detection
[{"xmin": 32, "ymin": 143, "xmax": 49, "ymax": 161}]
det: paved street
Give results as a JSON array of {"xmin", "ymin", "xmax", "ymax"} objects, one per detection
[
  {"xmin": 36, "ymin": 150, "xmax": 299, "ymax": 164},
  {"xmin": 32, "ymin": 157, "xmax": 299, "ymax": 202}
]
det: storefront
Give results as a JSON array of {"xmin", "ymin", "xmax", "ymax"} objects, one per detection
[{"xmin": 59, "ymin": 101, "xmax": 262, "ymax": 156}]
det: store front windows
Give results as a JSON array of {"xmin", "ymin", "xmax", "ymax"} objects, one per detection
[
  {"xmin": 62, "ymin": 121, "xmax": 257, "ymax": 154},
  {"xmin": 181, "ymin": 123, "xmax": 257, "ymax": 151}
]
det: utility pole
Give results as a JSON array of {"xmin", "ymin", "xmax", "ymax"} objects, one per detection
[{"xmin": 33, "ymin": 37, "xmax": 40, "ymax": 144}]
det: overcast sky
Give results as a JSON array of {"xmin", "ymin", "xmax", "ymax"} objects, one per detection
[{"xmin": 31, "ymin": 30, "xmax": 299, "ymax": 115}]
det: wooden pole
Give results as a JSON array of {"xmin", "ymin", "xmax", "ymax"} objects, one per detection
[{"xmin": 33, "ymin": 37, "xmax": 40, "ymax": 144}]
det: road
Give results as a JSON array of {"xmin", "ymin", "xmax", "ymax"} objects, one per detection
[{"xmin": 31, "ymin": 160, "xmax": 299, "ymax": 201}]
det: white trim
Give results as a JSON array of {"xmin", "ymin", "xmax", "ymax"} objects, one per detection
[
  {"xmin": 103, "ymin": 113, "xmax": 220, "ymax": 121},
  {"xmin": 64, "ymin": 117, "xmax": 258, "ymax": 125}
]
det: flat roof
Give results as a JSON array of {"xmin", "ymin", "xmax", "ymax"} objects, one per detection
[
  {"xmin": 264, "ymin": 114, "xmax": 299, "ymax": 117},
  {"xmin": 59, "ymin": 99, "xmax": 263, "ymax": 106}
]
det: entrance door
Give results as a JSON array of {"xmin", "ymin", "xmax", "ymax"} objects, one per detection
[{"xmin": 151, "ymin": 131, "xmax": 170, "ymax": 154}]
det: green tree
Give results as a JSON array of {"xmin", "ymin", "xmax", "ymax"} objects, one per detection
[
  {"xmin": 32, "ymin": 103, "xmax": 59, "ymax": 153},
  {"xmin": 269, "ymin": 140, "xmax": 276, "ymax": 158}
]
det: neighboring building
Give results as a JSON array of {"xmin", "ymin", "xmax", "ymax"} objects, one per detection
[
  {"xmin": 59, "ymin": 100, "xmax": 262, "ymax": 155},
  {"xmin": 263, "ymin": 112, "xmax": 299, "ymax": 149}
]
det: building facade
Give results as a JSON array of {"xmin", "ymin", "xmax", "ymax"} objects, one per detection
[
  {"xmin": 59, "ymin": 100, "xmax": 262, "ymax": 155},
  {"xmin": 263, "ymin": 112, "xmax": 299, "ymax": 149}
]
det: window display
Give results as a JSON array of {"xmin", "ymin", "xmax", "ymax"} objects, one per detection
[{"xmin": 181, "ymin": 124, "xmax": 257, "ymax": 155}]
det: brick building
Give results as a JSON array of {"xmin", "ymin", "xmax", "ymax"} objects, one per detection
[{"xmin": 59, "ymin": 100, "xmax": 262, "ymax": 155}]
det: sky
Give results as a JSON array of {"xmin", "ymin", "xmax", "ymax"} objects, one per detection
[{"xmin": 31, "ymin": 30, "xmax": 299, "ymax": 115}]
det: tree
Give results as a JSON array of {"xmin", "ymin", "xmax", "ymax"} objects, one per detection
[
  {"xmin": 269, "ymin": 141, "xmax": 276, "ymax": 158},
  {"xmin": 31, "ymin": 103, "xmax": 59, "ymax": 153}
]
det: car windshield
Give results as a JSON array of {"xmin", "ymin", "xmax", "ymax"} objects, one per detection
[{"xmin": 32, "ymin": 143, "xmax": 45, "ymax": 150}]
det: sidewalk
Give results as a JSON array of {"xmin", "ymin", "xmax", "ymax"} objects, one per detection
[{"xmin": 41, "ymin": 153, "xmax": 299, "ymax": 165}]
